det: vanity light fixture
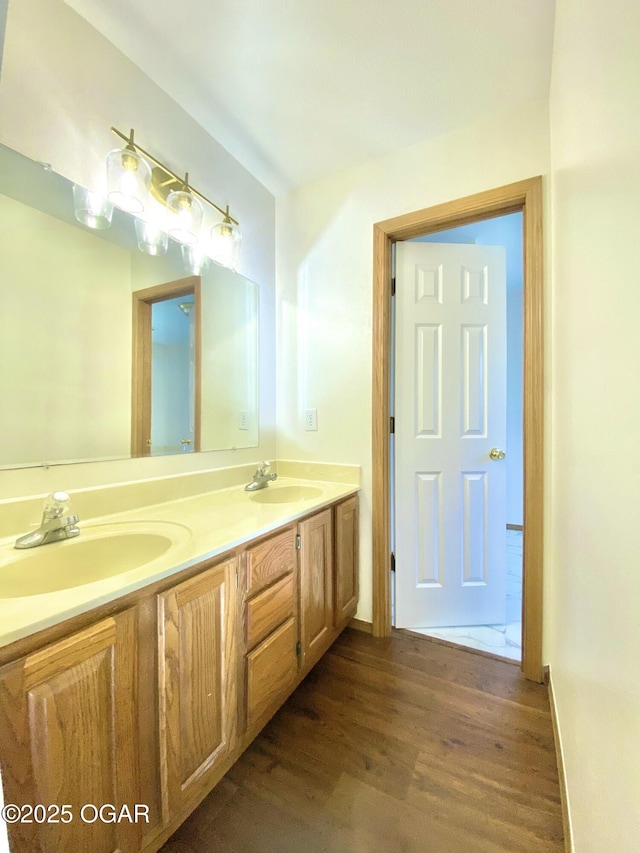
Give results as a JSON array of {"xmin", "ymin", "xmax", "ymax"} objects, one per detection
[
  {"xmin": 167, "ymin": 174, "xmax": 203, "ymax": 245},
  {"xmin": 106, "ymin": 129, "xmax": 151, "ymax": 214},
  {"xmin": 181, "ymin": 243, "xmax": 210, "ymax": 275},
  {"xmin": 108, "ymin": 127, "xmax": 241, "ymax": 267},
  {"xmin": 134, "ymin": 219, "xmax": 169, "ymax": 256},
  {"xmin": 210, "ymin": 207, "xmax": 242, "ymax": 271},
  {"xmin": 72, "ymin": 184, "xmax": 113, "ymax": 230}
]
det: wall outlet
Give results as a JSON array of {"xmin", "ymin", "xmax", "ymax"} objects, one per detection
[
  {"xmin": 238, "ymin": 410, "xmax": 249, "ymax": 430},
  {"xmin": 305, "ymin": 408, "xmax": 318, "ymax": 431}
]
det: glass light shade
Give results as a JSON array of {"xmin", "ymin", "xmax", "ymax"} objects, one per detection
[
  {"xmin": 181, "ymin": 243, "xmax": 211, "ymax": 275},
  {"xmin": 210, "ymin": 218, "xmax": 241, "ymax": 270},
  {"xmin": 135, "ymin": 219, "xmax": 169, "ymax": 256},
  {"xmin": 72, "ymin": 185, "xmax": 113, "ymax": 230},
  {"xmin": 106, "ymin": 146, "xmax": 151, "ymax": 214},
  {"xmin": 166, "ymin": 190, "xmax": 203, "ymax": 244}
]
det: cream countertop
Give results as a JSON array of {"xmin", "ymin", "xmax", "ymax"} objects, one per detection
[{"xmin": 0, "ymin": 477, "xmax": 358, "ymax": 649}]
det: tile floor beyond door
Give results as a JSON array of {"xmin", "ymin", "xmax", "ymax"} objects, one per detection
[{"xmin": 408, "ymin": 529, "xmax": 523, "ymax": 661}]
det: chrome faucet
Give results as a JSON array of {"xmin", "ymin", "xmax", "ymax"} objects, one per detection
[
  {"xmin": 14, "ymin": 491, "xmax": 80, "ymax": 550},
  {"xmin": 245, "ymin": 461, "xmax": 278, "ymax": 492}
]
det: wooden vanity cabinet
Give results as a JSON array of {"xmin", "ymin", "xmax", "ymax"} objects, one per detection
[
  {"xmin": 0, "ymin": 609, "xmax": 140, "ymax": 853},
  {"xmin": 0, "ymin": 555, "xmax": 240, "ymax": 853},
  {"xmin": 0, "ymin": 493, "xmax": 359, "ymax": 853},
  {"xmin": 334, "ymin": 495, "xmax": 359, "ymax": 630},
  {"xmin": 157, "ymin": 557, "xmax": 238, "ymax": 822},
  {"xmin": 243, "ymin": 528, "xmax": 298, "ymax": 734},
  {"xmin": 245, "ymin": 527, "xmax": 296, "ymax": 596},
  {"xmin": 299, "ymin": 508, "xmax": 334, "ymax": 668},
  {"xmin": 241, "ymin": 497, "xmax": 360, "ymax": 735}
]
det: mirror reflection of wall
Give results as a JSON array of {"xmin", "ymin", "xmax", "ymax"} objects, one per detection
[
  {"xmin": 0, "ymin": 191, "xmax": 132, "ymax": 467},
  {"xmin": 201, "ymin": 265, "xmax": 258, "ymax": 451},
  {"xmin": 0, "ymin": 142, "xmax": 259, "ymax": 470}
]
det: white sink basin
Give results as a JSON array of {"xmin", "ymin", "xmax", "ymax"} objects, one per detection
[
  {"xmin": 0, "ymin": 521, "xmax": 191, "ymax": 598},
  {"xmin": 249, "ymin": 485, "xmax": 324, "ymax": 504}
]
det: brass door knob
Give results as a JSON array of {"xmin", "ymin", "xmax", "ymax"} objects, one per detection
[{"xmin": 489, "ymin": 448, "xmax": 506, "ymax": 461}]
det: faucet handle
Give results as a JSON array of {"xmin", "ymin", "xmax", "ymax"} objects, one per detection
[
  {"xmin": 43, "ymin": 491, "xmax": 71, "ymax": 518},
  {"xmin": 63, "ymin": 514, "xmax": 80, "ymax": 534},
  {"xmin": 257, "ymin": 461, "xmax": 271, "ymax": 475}
]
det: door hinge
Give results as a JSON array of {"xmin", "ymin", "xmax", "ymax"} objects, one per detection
[
  {"xmin": 391, "ymin": 276, "xmax": 396, "ymax": 296},
  {"xmin": 390, "ymin": 416, "xmax": 395, "ymax": 434},
  {"xmin": 391, "ymin": 553, "xmax": 396, "ymax": 573},
  {"xmin": 296, "ymin": 534, "xmax": 301, "ymax": 550},
  {"xmin": 296, "ymin": 641, "xmax": 301, "ymax": 657}
]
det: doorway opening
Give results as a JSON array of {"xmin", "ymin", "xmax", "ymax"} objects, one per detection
[
  {"xmin": 393, "ymin": 213, "xmax": 523, "ymax": 661},
  {"xmin": 372, "ymin": 178, "xmax": 544, "ymax": 682}
]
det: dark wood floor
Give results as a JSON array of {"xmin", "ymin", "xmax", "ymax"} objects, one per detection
[{"xmin": 161, "ymin": 629, "xmax": 564, "ymax": 852}]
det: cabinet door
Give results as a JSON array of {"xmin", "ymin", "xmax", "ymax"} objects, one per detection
[
  {"xmin": 299, "ymin": 509, "xmax": 333, "ymax": 667},
  {"xmin": 334, "ymin": 496, "xmax": 359, "ymax": 628},
  {"xmin": 0, "ymin": 610, "xmax": 139, "ymax": 853},
  {"xmin": 157, "ymin": 558, "xmax": 237, "ymax": 821}
]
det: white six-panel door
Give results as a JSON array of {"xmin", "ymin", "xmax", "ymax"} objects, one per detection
[{"xmin": 394, "ymin": 242, "xmax": 507, "ymax": 628}]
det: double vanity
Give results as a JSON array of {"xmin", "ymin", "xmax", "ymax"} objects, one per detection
[{"xmin": 0, "ymin": 473, "xmax": 359, "ymax": 852}]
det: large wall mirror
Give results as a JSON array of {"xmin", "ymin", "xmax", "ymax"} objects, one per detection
[{"xmin": 0, "ymin": 143, "xmax": 259, "ymax": 470}]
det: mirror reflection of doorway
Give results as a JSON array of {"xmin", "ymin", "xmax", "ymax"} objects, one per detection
[
  {"xmin": 131, "ymin": 276, "xmax": 201, "ymax": 457},
  {"xmin": 151, "ymin": 296, "xmax": 195, "ymax": 455}
]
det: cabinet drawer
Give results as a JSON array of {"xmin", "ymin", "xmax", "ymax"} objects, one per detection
[
  {"xmin": 246, "ymin": 573, "xmax": 295, "ymax": 651},
  {"xmin": 245, "ymin": 528, "xmax": 295, "ymax": 596},
  {"xmin": 246, "ymin": 617, "xmax": 297, "ymax": 730}
]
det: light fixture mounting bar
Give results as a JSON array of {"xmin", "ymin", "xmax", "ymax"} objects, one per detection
[{"xmin": 110, "ymin": 126, "xmax": 239, "ymax": 225}]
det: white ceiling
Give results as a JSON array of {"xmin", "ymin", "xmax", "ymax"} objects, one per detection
[{"xmin": 65, "ymin": 0, "xmax": 556, "ymax": 195}]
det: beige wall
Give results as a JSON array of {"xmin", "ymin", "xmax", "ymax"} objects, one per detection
[
  {"xmin": 0, "ymin": 0, "xmax": 275, "ymax": 500},
  {"xmin": 548, "ymin": 0, "xmax": 640, "ymax": 849},
  {"xmin": 276, "ymin": 98, "xmax": 551, "ymax": 622}
]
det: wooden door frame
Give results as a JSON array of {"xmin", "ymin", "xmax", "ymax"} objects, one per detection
[
  {"xmin": 131, "ymin": 276, "xmax": 202, "ymax": 457},
  {"xmin": 372, "ymin": 177, "xmax": 544, "ymax": 682}
]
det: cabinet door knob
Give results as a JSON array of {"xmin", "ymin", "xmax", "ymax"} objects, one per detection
[{"xmin": 489, "ymin": 448, "xmax": 506, "ymax": 461}]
